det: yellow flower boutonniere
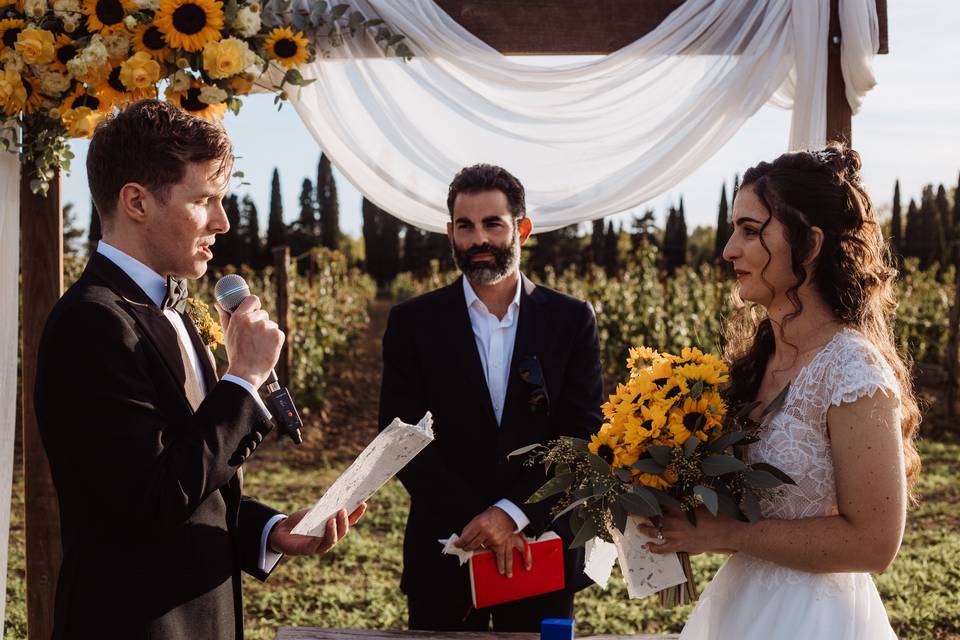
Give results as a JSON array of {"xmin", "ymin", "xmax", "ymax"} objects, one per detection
[{"xmin": 185, "ymin": 297, "xmax": 224, "ymax": 348}]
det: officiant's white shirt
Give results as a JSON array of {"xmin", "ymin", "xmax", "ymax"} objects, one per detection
[
  {"xmin": 463, "ymin": 275, "xmax": 530, "ymax": 532},
  {"xmin": 97, "ymin": 241, "xmax": 283, "ymax": 572}
]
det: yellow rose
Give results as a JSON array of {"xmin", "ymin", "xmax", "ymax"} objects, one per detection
[
  {"xmin": 202, "ymin": 37, "xmax": 253, "ymax": 79},
  {"xmin": 0, "ymin": 68, "xmax": 27, "ymax": 114},
  {"xmin": 61, "ymin": 106, "xmax": 106, "ymax": 138},
  {"xmin": 15, "ymin": 28, "xmax": 55, "ymax": 65},
  {"xmin": 119, "ymin": 52, "xmax": 160, "ymax": 90}
]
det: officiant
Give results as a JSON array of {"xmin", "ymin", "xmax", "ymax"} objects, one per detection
[{"xmin": 378, "ymin": 164, "xmax": 604, "ymax": 631}]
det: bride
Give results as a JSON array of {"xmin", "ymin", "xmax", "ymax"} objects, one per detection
[{"xmin": 638, "ymin": 144, "xmax": 921, "ymax": 639}]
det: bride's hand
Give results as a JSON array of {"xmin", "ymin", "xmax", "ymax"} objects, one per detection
[{"xmin": 636, "ymin": 507, "xmax": 744, "ymax": 555}]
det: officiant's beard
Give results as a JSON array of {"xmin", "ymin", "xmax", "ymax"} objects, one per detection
[{"xmin": 452, "ymin": 234, "xmax": 520, "ymax": 286}]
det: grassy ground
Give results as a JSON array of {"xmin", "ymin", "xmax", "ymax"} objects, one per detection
[{"xmin": 8, "ymin": 439, "xmax": 955, "ymax": 639}]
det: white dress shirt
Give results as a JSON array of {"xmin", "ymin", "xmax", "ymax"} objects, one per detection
[
  {"xmin": 97, "ymin": 241, "xmax": 283, "ymax": 572},
  {"xmin": 462, "ymin": 276, "xmax": 530, "ymax": 532}
]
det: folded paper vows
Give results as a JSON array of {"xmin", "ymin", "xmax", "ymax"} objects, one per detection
[
  {"xmin": 439, "ymin": 532, "xmax": 565, "ymax": 608},
  {"xmin": 291, "ymin": 413, "xmax": 434, "ymax": 537}
]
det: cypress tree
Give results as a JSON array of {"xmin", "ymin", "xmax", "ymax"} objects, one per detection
[
  {"xmin": 317, "ymin": 154, "xmax": 341, "ymax": 250},
  {"xmin": 714, "ymin": 183, "xmax": 730, "ymax": 262},
  {"xmin": 402, "ymin": 224, "xmax": 430, "ymax": 273},
  {"xmin": 603, "ymin": 220, "xmax": 618, "ymax": 276},
  {"xmin": 890, "ymin": 180, "xmax": 902, "ymax": 259},
  {"xmin": 266, "ymin": 168, "xmax": 286, "ymax": 252},
  {"xmin": 362, "ymin": 197, "xmax": 401, "ymax": 287},
  {"xmin": 904, "ymin": 198, "xmax": 920, "ymax": 260},
  {"xmin": 591, "ymin": 218, "xmax": 605, "ymax": 267},
  {"xmin": 241, "ymin": 195, "xmax": 264, "ymax": 268},
  {"xmin": 210, "ymin": 194, "xmax": 241, "ymax": 267}
]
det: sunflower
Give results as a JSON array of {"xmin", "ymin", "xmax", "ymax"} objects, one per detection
[
  {"xmin": 95, "ymin": 63, "xmax": 136, "ymax": 108},
  {"xmin": 674, "ymin": 362, "xmax": 728, "ymax": 387},
  {"xmin": 263, "ymin": 26, "xmax": 308, "ymax": 69},
  {"xmin": 0, "ymin": 66, "xmax": 26, "ymax": 116},
  {"xmin": 588, "ymin": 426, "xmax": 619, "ymax": 464},
  {"xmin": 155, "ymin": 0, "xmax": 223, "ymax": 52},
  {"xmin": 132, "ymin": 23, "xmax": 169, "ymax": 59},
  {"xmin": 61, "ymin": 105, "xmax": 107, "ymax": 137},
  {"xmin": 626, "ymin": 345, "xmax": 660, "ymax": 371},
  {"xmin": 63, "ymin": 82, "xmax": 105, "ymax": 111},
  {"xmin": 669, "ymin": 396, "xmax": 722, "ymax": 445},
  {"xmin": 50, "ymin": 33, "xmax": 80, "ymax": 74},
  {"xmin": 634, "ymin": 471, "xmax": 674, "ymax": 490},
  {"xmin": 82, "ymin": 0, "xmax": 133, "ymax": 32},
  {"xmin": 18, "ymin": 73, "xmax": 43, "ymax": 114},
  {"xmin": 0, "ymin": 18, "xmax": 25, "ymax": 54},
  {"xmin": 164, "ymin": 78, "xmax": 226, "ymax": 121}
]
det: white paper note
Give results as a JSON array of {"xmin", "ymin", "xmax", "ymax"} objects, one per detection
[
  {"xmin": 584, "ymin": 537, "xmax": 619, "ymax": 588},
  {"xmin": 612, "ymin": 515, "xmax": 687, "ymax": 599},
  {"xmin": 291, "ymin": 413, "xmax": 434, "ymax": 537}
]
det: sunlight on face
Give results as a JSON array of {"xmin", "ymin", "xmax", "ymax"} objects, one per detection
[
  {"xmin": 447, "ymin": 190, "xmax": 521, "ymax": 285},
  {"xmin": 142, "ymin": 160, "xmax": 231, "ymax": 279},
  {"xmin": 722, "ymin": 185, "xmax": 799, "ymax": 308}
]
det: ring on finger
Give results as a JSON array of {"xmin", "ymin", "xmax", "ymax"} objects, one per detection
[{"xmin": 656, "ymin": 529, "xmax": 664, "ymax": 541}]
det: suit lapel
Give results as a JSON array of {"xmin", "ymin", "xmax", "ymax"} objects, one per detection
[
  {"xmin": 500, "ymin": 274, "xmax": 545, "ymax": 433},
  {"xmin": 445, "ymin": 277, "xmax": 499, "ymax": 431}
]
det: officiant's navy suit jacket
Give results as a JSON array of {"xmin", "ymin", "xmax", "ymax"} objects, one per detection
[{"xmin": 378, "ymin": 273, "xmax": 604, "ymax": 600}]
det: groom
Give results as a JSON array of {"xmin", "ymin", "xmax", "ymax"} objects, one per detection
[
  {"xmin": 379, "ymin": 164, "xmax": 604, "ymax": 631},
  {"xmin": 34, "ymin": 99, "xmax": 363, "ymax": 640}
]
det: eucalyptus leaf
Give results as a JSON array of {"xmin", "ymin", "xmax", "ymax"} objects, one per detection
[
  {"xmin": 614, "ymin": 467, "xmax": 633, "ymax": 482},
  {"xmin": 741, "ymin": 490, "xmax": 761, "ymax": 522},
  {"xmin": 560, "ymin": 436, "xmax": 590, "ymax": 453},
  {"xmin": 647, "ymin": 487, "xmax": 682, "ymax": 510},
  {"xmin": 750, "ymin": 462, "xmax": 796, "ymax": 485},
  {"xmin": 588, "ymin": 453, "xmax": 612, "ymax": 475},
  {"xmin": 647, "ymin": 445, "xmax": 673, "ymax": 467},
  {"xmin": 630, "ymin": 485, "xmax": 662, "ymax": 515},
  {"xmin": 701, "ymin": 454, "xmax": 747, "ymax": 476},
  {"xmin": 224, "ymin": 0, "xmax": 238, "ymax": 23},
  {"xmin": 744, "ymin": 469, "xmax": 785, "ymax": 488},
  {"xmin": 690, "ymin": 380, "xmax": 705, "ymax": 399},
  {"xmin": 715, "ymin": 487, "xmax": 744, "ymax": 520},
  {"xmin": 570, "ymin": 515, "xmax": 598, "ymax": 549},
  {"xmin": 735, "ymin": 400, "xmax": 762, "ymax": 419},
  {"xmin": 396, "ymin": 43, "xmax": 414, "ymax": 59},
  {"xmin": 617, "ymin": 492, "xmax": 659, "ymax": 517},
  {"xmin": 710, "ymin": 430, "xmax": 746, "ymax": 452},
  {"xmin": 552, "ymin": 494, "xmax": 593, "ymax": 521},
  {"xmin": 330, "ymin": 3, "xmax": 349, "ymax": 19},
  {"xmin": 507, "ymin": 443, "xmax": 541, "ymax": 459},
  {"xmin": 632, "ymin": 457, "xmax": 665, "ymax": 474},
  {"xmin": 526, "ymin": 472, "xmax": 574, "ymax": 504},
  {"xmin": 694, "ymin": 485, "xmax": 719, "ymax": 516},
  {"xmin": 683, "ymin": 434, "xmax": 700, "ymax": 458},
  {"xmin": 611, "ymin": 500, "xmax": 628, "ymax": 534}
]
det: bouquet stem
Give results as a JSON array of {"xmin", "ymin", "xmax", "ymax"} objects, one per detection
[{"xmin": 658, "ymin": 552, "xmax": 698, "ymax": 607}]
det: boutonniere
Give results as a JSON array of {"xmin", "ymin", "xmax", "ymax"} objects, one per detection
[{"xmin": 185, "ymin": 297, "xmax": 225, "ymax": 348}]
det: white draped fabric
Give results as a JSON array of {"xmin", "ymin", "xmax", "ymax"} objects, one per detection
[
  {"xmin": 0, "ymin": 133, "xmax": 20, "ymax": 636},
  {"xmin": 286, "ymin": 0, "xmax": 879, "ymax": 232}
]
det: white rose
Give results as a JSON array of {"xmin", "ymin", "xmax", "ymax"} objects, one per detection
[
  {"xmin": 24, "ymin": 0, "xmax": 48, "ymax": 18},
  {"xmin": 198, "ymin": 84, "xmax": 227, "ymax": 104},
  {"xmin": 52, "ymin": 0, "xmax": 79, "ymax": 15},
  {"xmin": 83, "ymin": 35, "xmax": 109, "ymax": 67},
  {"xmin": 123, "ymin": 15, "xmax": 137, "ymax": 30},
  {"xmin": 133, "ymin": 0, "xmax": 159, "ymax": 10},
  {"xmin": 39, "ymin": 70, "xmax": 71, "ymax": 95},
  {"xmin": 66, "ymin": 56, "xmax": 87, "ymax": 76},
  {"xmin": 232, "ymin": 7, "xmax": 261, "ymax": 38},
  {"xmin": 170, "ymin": 70, "xmax": 192, "ymax": 91},
  {"xmin": 103, "ymin": 30, "xmax": 131, "ymax": 60}
]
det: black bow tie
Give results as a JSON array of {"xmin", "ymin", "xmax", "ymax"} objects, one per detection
[{"xmin": 161, "ymin": 276, "xmax": 188, "ymax": 313}]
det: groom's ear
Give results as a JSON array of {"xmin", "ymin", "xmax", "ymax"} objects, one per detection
[
  {"xmin": 117, "ymin": 183, "xmax": 150, "ymax": 224},
  {"xmin": 518, "ymin": 216, "xmax": 533, "ymax": 245}
]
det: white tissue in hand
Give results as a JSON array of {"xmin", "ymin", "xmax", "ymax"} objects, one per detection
[{"xmin": 438, "ymin": 534, "xmax": 473, "ymax": 565}]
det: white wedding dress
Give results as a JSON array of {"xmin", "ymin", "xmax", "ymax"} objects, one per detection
[{"xmin": 680, "ymin": 329, "xmax": 900, "ymax": 640}]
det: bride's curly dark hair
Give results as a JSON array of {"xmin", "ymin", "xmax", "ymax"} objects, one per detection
[{"xmin": 724, "ymin": 143, "xmax": 921, "ymax": 496}]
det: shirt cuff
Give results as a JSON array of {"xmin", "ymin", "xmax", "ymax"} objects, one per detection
[
  {"xmin": 259, "ymin": 513, "xmax": 287, "ymax": 574},
  {"xmin": 222, "ymin": 374, "xmax": 272, "ymax": 420},
  {"xmin": 494, "ymin": 499, "xmax": 530, "ymax": 533}
]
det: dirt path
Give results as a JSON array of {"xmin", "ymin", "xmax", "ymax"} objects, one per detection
[{"xmin": 248, "ymin": 298, "xmax": 392, "ymax": 469}]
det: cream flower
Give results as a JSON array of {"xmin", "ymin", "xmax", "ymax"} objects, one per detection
[
  {"xmin": 103, "ymin": 29, "xmax": 132, "ymax": 60},
  {"xmin": 119, "ymin": 51, "xmax": 160, "ymax": 89},
  {"xmin": 169, "ymin": 69, "xmax": 192, "ymax": 91},
  {"xmin": 39, "ymin": 69, "xmax": 71, "ymax": 94},
  {"xmin": 0, "ymin": 49, "xmax": 25, "ymax": 73},
  {"xmin": 202, "ymin": 37, "xmax": 256, "ymax": 79},
  {"xmin": 15, "ymin": 28, "xmax": 56, "ymax": 65},
  {"xmin": 24, "ymin": 0, "xmax": 49, "ymax": 18},
  {"xmin": 231, "ymin": 5, "xmax": 260, "ymax": 38},
  {"xmin": 198, "ymin": 83, "xmax": 227, "ymax": 104}
]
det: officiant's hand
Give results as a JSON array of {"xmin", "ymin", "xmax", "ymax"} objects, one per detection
[
  {"xmin": 637, "ymin": 507, "xmax": 741, "ymax": 555},
  {"xmin": 269, "ymin": 503, "xmax": 367, "ymax": 556},
  {"xmin": 455, "ymin": 507, "xmax": 533, "ymax": 577}
]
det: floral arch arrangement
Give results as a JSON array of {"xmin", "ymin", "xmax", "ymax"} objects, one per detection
[{"xmin": 0, "ymin": 0, "xmax": 410, "ymax": 195}]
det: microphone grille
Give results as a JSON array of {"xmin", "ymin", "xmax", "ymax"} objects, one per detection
[{"xmin": 214, "ymin": 274, "xmax": 250, "ymax": 312}]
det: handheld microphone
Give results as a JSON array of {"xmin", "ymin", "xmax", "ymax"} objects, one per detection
[{"xmin": 214, "ymin": 274, "xmax": 303, "ymax": 445}]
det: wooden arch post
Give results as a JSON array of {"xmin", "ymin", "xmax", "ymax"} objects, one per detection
[{"xmin": 19, "ymin": 1, "xmax": 889, "ymax": 637}]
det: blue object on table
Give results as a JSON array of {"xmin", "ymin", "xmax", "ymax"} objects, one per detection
[{"xmin": 541, "ymin": 617, "xmax": 574, "ymax": 640}]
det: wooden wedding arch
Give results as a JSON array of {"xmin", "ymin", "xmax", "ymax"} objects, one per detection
[{"xmin": 16, "ymin": 1, "xmax": 888, "ymax": 637}]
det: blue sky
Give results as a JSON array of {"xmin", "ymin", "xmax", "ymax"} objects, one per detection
[{"xmin": 63, "ymin": 1, "xmax": 960, "ymax": 239}]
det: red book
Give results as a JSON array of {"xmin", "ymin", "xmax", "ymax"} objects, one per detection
[{"xmin": 468, "ymin": 533, "xmax": 566, "ymax": 608}]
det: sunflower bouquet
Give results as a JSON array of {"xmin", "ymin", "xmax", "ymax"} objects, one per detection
[
  {"xmin": 513, "ymin": 345, "xmax": 794, "ymax": 606},
  {"xmin": 0, "ymin": 0, "xmax": 411, "ymax": 194}
]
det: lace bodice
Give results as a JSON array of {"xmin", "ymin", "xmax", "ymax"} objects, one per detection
[{"xmin": 745, "ymin": 329, "xmax": 901, "ymax": 521}]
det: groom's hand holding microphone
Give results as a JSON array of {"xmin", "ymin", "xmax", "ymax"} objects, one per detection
[{"xmin": 216, "ymin": 293, "xmax": 283, "ymax": 389}]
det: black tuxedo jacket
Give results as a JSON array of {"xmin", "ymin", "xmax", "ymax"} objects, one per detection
[
  {"xmin": 378, "ymin": 274, "xmax": 604, "ymax": 600},
  {"xmin": 35, "ymin": 253, "xmax": 279, "ymax": 640}
]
